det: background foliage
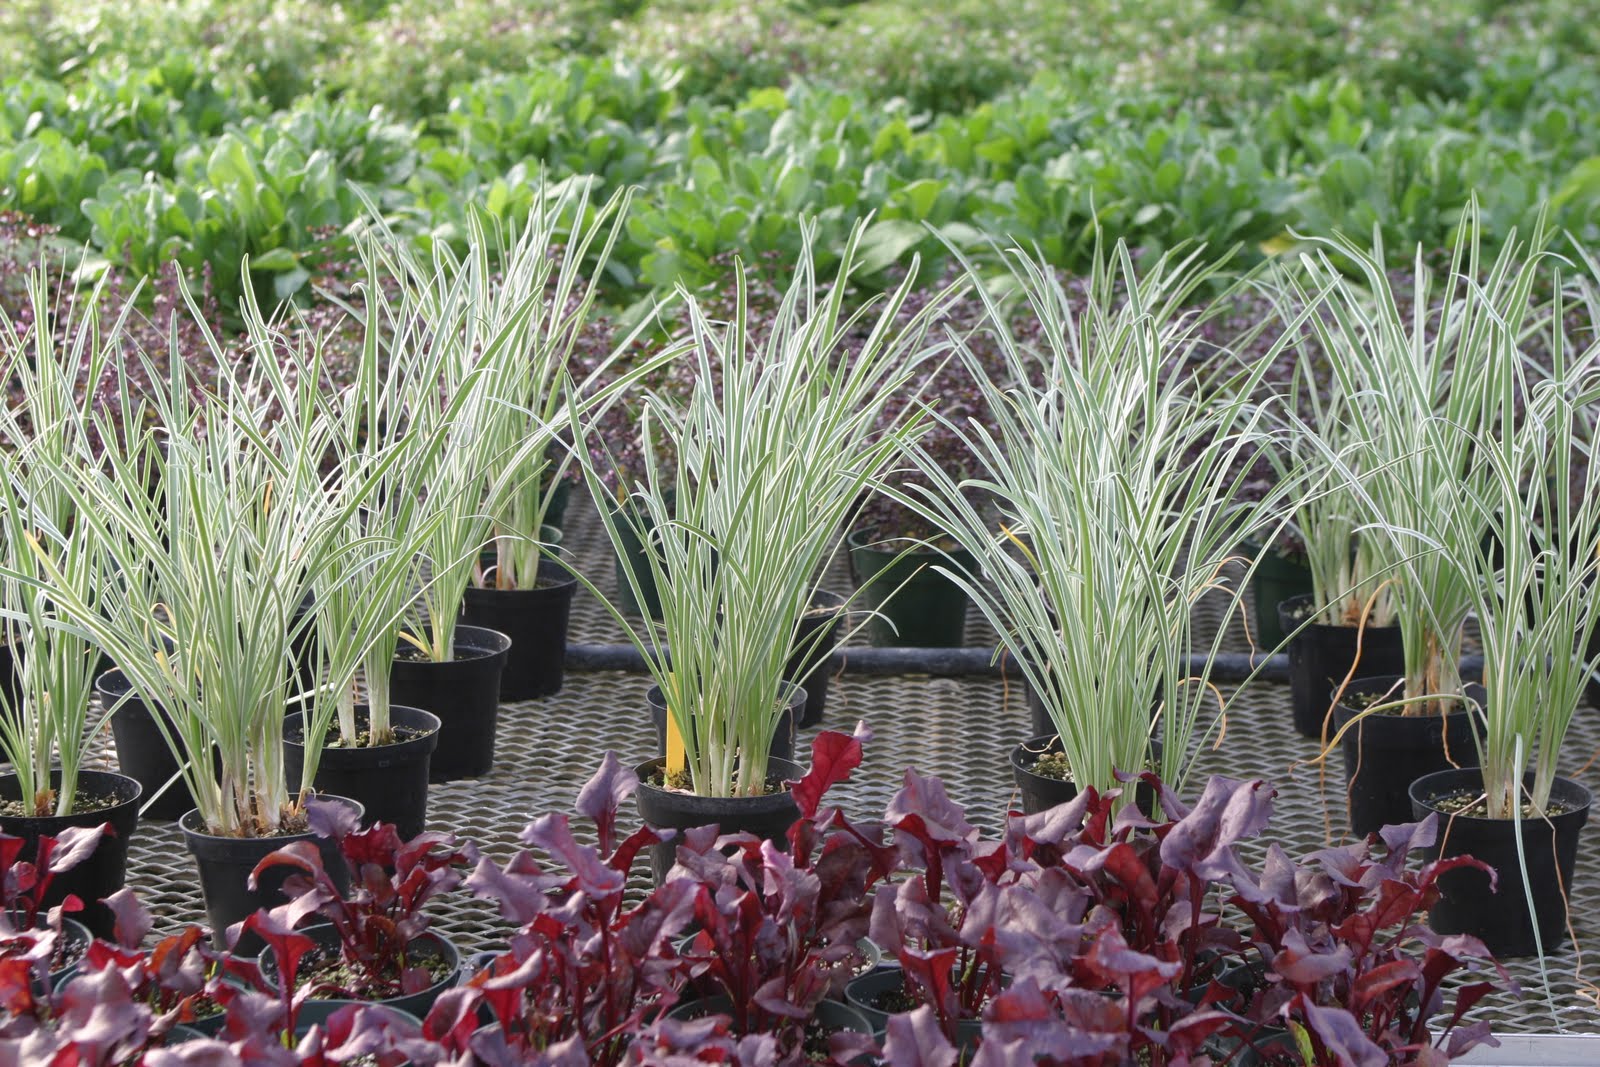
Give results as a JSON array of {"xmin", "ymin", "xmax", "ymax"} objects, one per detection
[{"xmin": 2, "ymin": 0, "xmax": 1599, "ymax": 314}]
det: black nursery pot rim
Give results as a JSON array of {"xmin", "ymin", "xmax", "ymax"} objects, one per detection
[
  {"xmin": 177, "ymin": 794, "xmax": 365, "ymax": 845},
  {"xmin": 283, "ymin": 704, "xmax": 441, "ymax": 764},
  {"xmin": 0, "ymin": 766, "xmax": 144, "ymax": 813},
  {"xmin": 632, "ymin": 755, "xmax": 806, "ymax": 814},
  {"xmin": 1277, "ymin": 593, "xmax": 1402, "ymax": 634},
  {"xmin": 393, "ymin": 624, "xmax": 512, "ymax": 664},
  {"xmin": 1409, "ymin": 767, "xmax": 1594, "ymax": 823},
  {"xmin": 1009, "ymin": 732, "xmax": 1159, "ymax": 781},
  {"xmin": 1334, "ymin": 673, "xmax": 1484, "ymax": 717},
  {"xmin": 846, "ymin": 525, "xmax": 972, "ymax": 559},
  {"xmin": 259, "ymin": 922, "xmax": 460, "ymax": 1001}
]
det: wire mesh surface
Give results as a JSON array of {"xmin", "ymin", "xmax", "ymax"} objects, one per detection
[{"xmin": 72, "ymin": 499, "xmax": 1600, "ymax": 1037}]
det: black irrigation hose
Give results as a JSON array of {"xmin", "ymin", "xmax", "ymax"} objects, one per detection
[{"xmin": 566, "ymin": 644, "xmax": 1492, "ymax": 685}]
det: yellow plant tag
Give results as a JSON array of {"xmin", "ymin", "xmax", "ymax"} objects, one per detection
[
  {"xmin": 664, "ymin": 672, "xmax": 686, "ymax": 776},
  {"xmin": 666, "ymin": 707, "xmax": 686, "ymax": 776}
]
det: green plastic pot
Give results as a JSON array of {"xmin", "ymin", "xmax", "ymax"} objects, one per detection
[
  {"xmin": 1240, "ymin": 538, "xmax": 1312, "ymax": 649},
  {"xmin": 847, "ymin": 529, "xmax": 974, "ymax": 648}
]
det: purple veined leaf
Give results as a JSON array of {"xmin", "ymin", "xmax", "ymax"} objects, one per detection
[
  {"xmin": 881, "ymin": 1005, "xmax": 959, "ymax": 1067},
  {"xmin": 305, "ymin": 796, "xmax": 362, "ymax": 841},
  {"xmin": 521, "ymin": 813, "xmax": 625, "ymax": 897},
  {"xmin": 104, "ymin": 886, "xmax": 155, "ymax": 949},
  {"xmin": 1272, "ymin": 927, "xmax": 1352, "ymax": 985},
  {"xmin": 1158, "ymin": 776, "xmax": 1274, "ymax": 883},
  {"xmin": 575, "ymin": 752, "xmax": 638, "ymax": 855},
  {"xmin": 791, "ymin": 726, "xmax": 869, "ymax": 820},
  {"xmin": 246, "ymin": 840, "xmax": 327, "ymax": 891},
  {"xmin": 229, "ymin": 911, "xmax": 315, "ymax": 990},
  {"xmin": 52, "ymin": 965, "xmax": 152, "ymax": 1051},
  {"xmin": 1444, "ymin": 1019, "xmax": 1498, "ymax": 1059},
  {"xmin": 463, "ymin": 855, "xmax": 554, "ymax": 926},
  {"xmin": 1378, "ymin": 813, "xmax": 1437, "ymax": 859},
  {"xmin": 41, "ymin": 823, "xmax": 111, "ymax": 876},
  {"xmin": 1009, "ymin": 788, "xmax": 1094, "ymax": 851},
  {"xmin": 885, "ymin": 768, "xmax": 975, "ymax": 849},
  {"xmin": 1292, "ymin": 997, "xmax": 1388, "ymax": 1067}
]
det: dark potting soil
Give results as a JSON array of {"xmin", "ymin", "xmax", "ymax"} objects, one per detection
[
  {"xmin": 800, "ymin": 1019, "xmax": 852, "ymax": 1062},
  {"xmin": 291, "ymin": 941, "xmax": 454, "ymax": 1001},
  {"xmin": 1028, "ymin": 751, "xmax": 1158, "ymax": 784},
  {"xmin": 0, "ymin": 788, "xmax": 123, "ymax": 819},
  {"xmin": 871, "ymin": 986, "xmax": 924, "ymax": 1015},
  {"xmin": 1428, "ymin": 789, "xmax": 1573, "ymax": 819},
  {"xmin": 648, "ymin": 769, "xmax": 786, "ymax": 797},
  {"xmin": 47, "ymin": 929, "xmax": 87, "ymax": 973},
  {"xmin": 392, "ymin": 646, "xmax": 436, "ymax": 663},
  {"xmin": 288, "ymin": 723, "xmax": 428, "ymax": 749}
]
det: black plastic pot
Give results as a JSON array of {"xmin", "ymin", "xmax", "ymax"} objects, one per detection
[
  {"xmin": 543, "ymin": 478, "xmax": 575, "ymax": 532},
  {"xmin": 461, "ymin": 556, "xmax": 579, "ymax": 701},
  {"xmin": 100, "ymin": 668, "xmax": 198, "ymax": 822},
  {"xmin": 633, "ymin": 755, "xmax": 803, "ymax": 886},
  {"xmin": 847, "ymin": 529, "xmax": 974, "ymax": 648},
  {"xmin": 614, "ymin": 499, "xmax": 668, "ymax": 620},
  {"xmin": 388, "ymin": 625, "xmax": 511, "ymax": 782},
  {"xmin": 668, "ymin": 994, "xmax": 874, "ymax": 1050},
  {"xmin": 1334, "ymin": 676, "xmax": 1479, "ymax": 837},
  {"xmin": 43, "ymin": 917, "xmax": 92, "ymax": 994},
  {"xmin": 788, "ymin": 591, "xmax": 847, "ymax": 728},
  {"xmin": 260, "ymin": 922, "xmax": 460, "ymax": 1021},
  {"xmin": 648, "ymin": 683, "xmax": 802, "ymax": 764},
  {"xmin": 0, "ymin": 769, "xmax": 142, "ymax": 939},
  {"xmin": 844, "ymin": 965, "xmax": 983, "ymax": 1050},
  {"xmin": 1010, "ymin": 733, "xmax": 1162, "ymax": 816},
  {"xmin": 283, "ymin": 705, "xmax": 440, "ymax": 841},
  {"xmin": 179, "ymin": 795, "xmax": 360, "ymax": 951},
  {"xmin": 1240, "ymin": 539, "xmax": 1313, "ymax": 650},
  {"xmin": 1410, "ymin": 767, "xmax": 1592, "ymax": 958},
  {"xmin": 1278, "ymin": 594, "xmax": 1406, "ymax": 739}
]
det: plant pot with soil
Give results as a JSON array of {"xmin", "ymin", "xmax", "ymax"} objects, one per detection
[
  {"xmin": 0, "ymin": 772, "xmax": 141, "ymax": 938},
  {"xmin": 1, "ymin": 823, "xmax": 103, "ymax": 991},
  {"xmin": 462, "ymin": 536, "xmax": 579, "ymax": 701},
  {"xmin": 1010, "ymin": 733, "xmax": 1162, "ymax": 816},
  {"xmin": 1332, "ymin": 675, "xmax": 1479, "ymax": 836},
  {"xmin": 569, "ymin": 228, "xmax": 953, "ymax": 887},
  {"xmin": 880, "ymin": 242, "xmax": 1294, "ymax": 809},
  {"xmin": 283, "ymin": 704, "xmax": 440, "ymax": 841},
  {"xmin": 1238, "ymin": 536, "xmax": 1313, "ymax": 649},
  {"xmin": 1401, "ymin": 302, "xmax": 1600, "ymax": 958},
  {"xmin": 1278, "ymin": 589, "xmax": 1405, "ymax": 740},
  {"xmin": 648, "ymin": 681, "xmax": 802, "ymax": 764},
  {"xmin": 787, "ymin": 589, "xmax": 847, "ymax": 728},
  {"xmin": 99, "ymin": 667, "xmax": 199, "ymax": 822},
  {"xmin": 388, "ymin": 625, "xmax": 511, "ymax": 782}
]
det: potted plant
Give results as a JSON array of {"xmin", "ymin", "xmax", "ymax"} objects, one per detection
[
  {"xmin": 1256, "ymin": 298, "xmax": 1403, "ymax": 740},
  {"xmin": 32, "ymin": 295, "xmax": 370, "ymax": 947},
  {"xmin": 1408, "ymin": 329, "xmax": 1600, "ymax": 958},
  {"xmin": 885, "ymin": 242, "xmax": 1296, "ymax": 810},
  {"xmin": 244, "ymin": 809, "xmax": 475, "ymax": 1021},
  {"xmin": 0, "ymin": 270, "xmax": 142, "ymax": 937},
  {"xmin": 351, "ymin": 193, "xmax": 669, "ymax": 779},
  {"xmin": 1302, "ymin": 213, "xmax": 1553, "ymax": 835},
  {"xmin": 568, "ymin": 222, "xmax": 956, "ymax": 882},
  {"xmin": 281, "ymin": 323, "xmax": 460, "ymax": 841},
  {"xmin": 459, "ymin": 187, "xmax": 661, "ymax": 701},
  {"xmin": 0, "ymin": 825, "xmax": 104, "ymax": 993}
]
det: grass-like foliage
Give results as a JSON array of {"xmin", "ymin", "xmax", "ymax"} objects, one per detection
[
  {"xmin": 1290, "ymin": 209, "xmax": 1557, "ymax": 717},
  {"xmin": 1463, "ymin": 261, "xmax": 1600, "ymax": 818},
  {"xmin": 886, "ymin": 242, "xmax": 1298, "ymax": 797},
  {"xmin": 572, "ymin": 221, "xmax": 957, "ymax": 797},
  {"xmin": 0, "ymin": 270, "xmax": 133, "ymax": 816}
]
